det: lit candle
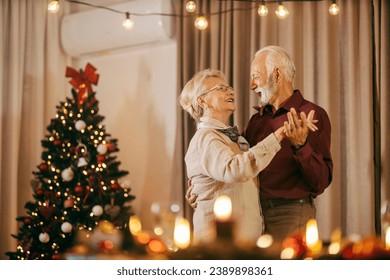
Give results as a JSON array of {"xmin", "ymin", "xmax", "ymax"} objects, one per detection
[
  {"xmin": 305, "ymin": 219, "xmax": 323, "ymax": 256},
  {"xmin": 386, "ymin": 227, "xmax": 390, "ymax": 250},
  {"xmin": 173, "ymin": 217, "xmax": 191, "ymax": 249},
  {"xmin": 213, "ymin": 195, "xmax": 234, "ymax": 240}
]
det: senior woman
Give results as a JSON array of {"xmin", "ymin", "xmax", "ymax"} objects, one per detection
[{"xmin": 178, "ymin": 69, "xmax": 291, "ymax": 244}]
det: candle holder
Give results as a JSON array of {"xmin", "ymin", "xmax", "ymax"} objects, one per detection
[
  {"xmin": 215, "ymin": 218, "xmax": 235, "ymax": 241},
  {"xmin": 213, "ymin": 195, "xmax": 235, "ymax": 242}
]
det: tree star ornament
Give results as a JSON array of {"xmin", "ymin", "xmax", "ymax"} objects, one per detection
[{"xmin": 65, "ymin": 63, "xmax": 99, "ymax": 107}]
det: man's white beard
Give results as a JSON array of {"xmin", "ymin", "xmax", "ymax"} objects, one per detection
[{"xmin": 255, "ymin": 76, "xmax": 277, "ymax": 108}]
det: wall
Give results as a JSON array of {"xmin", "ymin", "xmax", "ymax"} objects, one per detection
[{"xmin": 75, "ymin": 41, "xmax": 180, "ymax": 232}]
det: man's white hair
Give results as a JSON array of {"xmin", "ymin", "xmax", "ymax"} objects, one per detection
[{"xmin": 255, "ymin": 45, "xmax": 296, "ymax": 83}]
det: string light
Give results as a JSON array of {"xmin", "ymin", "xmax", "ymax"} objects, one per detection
[
  {"xmin": 47, "ymin": 0, "xmax": 60, "ymax": 14},
  {"xmin": 275, "ymin": 2, "xmax": 289, "ymax": 19},
  {"xmin": 194, "ymin": 16, "xmax": 208, "ymax": 30},
  {"xmin": 329, "ymin": 0, "xmax": 340, "ymax": 15},
  {"xmin": 185, "ymin": 1, "xmax": 197, "ymax": 13},
  {"xmin": 122, "ymin": 12, "xmax": 135, "ymax": 30},
  {"xmin": 48, "ymin": 0, "xmax": 341, "ymax": 31},
  {"xmin": 258, "ymin": 1, "xmax": 268, "ymax": 17}
]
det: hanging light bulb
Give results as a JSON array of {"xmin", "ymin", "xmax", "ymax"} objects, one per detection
[
  {"xmin": 48, "ymin": 0, "xmax": 60, "ymax": 14},
  {"xmin": 186, "ymin": 1, "xmax": 197, "ymax": 13},
  {"xmin": 258, "ymin": 1, "xmax": 268, "ymax": 17},
  {"xmin": 194, "ymin": 16, "xmax": 208, "ymax": 30},
  {"xmin": 122, "ymin": 12, "xmax": 135, "ymax": 30},
  {"xmin": 275, "ymin": 2, "xmax": 289, "ymax": 19},
  {"xmin": 329, "ymin": 1, "xmax": 340, "ymax": 15}
]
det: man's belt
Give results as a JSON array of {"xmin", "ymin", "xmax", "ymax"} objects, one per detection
[{"xmin": 261, "ymin": 197, "xmax": 312, "ymax": 210}]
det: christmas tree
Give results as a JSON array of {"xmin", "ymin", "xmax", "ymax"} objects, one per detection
[{"xmin": 6, "ymin": 63, "xmax": 135, "ymax": 260}]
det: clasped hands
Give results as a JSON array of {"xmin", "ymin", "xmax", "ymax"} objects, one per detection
[
  {"xmin": 185, "ymin": 108, "xmax": 318, "ymax": 209},
  {"xmin": 283, "ymin": 107, "xmax": 318, "ymax": 148}
]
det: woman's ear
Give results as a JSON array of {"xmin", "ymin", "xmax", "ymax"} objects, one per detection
[{"xmin": 197, "ymin": 96, "xmax": 205, "ymax": 108}]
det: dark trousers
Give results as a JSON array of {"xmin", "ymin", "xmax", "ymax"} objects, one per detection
[{"xmin": 261, "ymin": 198, "xmax": 316, "ymax": 241}]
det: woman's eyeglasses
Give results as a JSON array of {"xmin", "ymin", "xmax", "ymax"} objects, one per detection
[{"xmin": 201, "ymin": 84, "xmax": 233, "ymax": 96}]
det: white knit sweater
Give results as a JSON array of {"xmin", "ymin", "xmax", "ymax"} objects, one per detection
[{"xmin": 185, "ymin": 117, "xmax": 281, "ymax": 244}]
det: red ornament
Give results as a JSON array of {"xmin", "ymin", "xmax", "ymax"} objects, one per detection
[
  {"xmin": 74, "ymin": 184, "xmax": 84, "ymax": 194},
  {"xmin": 64, "ymin": 199, "xmax": 74, "ymax": 208},
  {"xmin": 65, "ymin": 63, "xmax": 99, "ymax": 107},
  {"xmin": 35, "ymin": 189, "xmax": 43, "ymax": 196},
  {"xmin": 24, "ymin": 218, "xmax": 31, "ymax": 224},
  {"xmin": 107, "ymin": 143, "xmax": 116, "ymax": 152},
  {"xmin": 97, "ymin": 155, "xmax": 106, "ymax": 164},
  {"xmin": 53, "ymin": 139, "xmax": 61, "ymax": 146},
  {"xmin": 51, "ymin": 254, "xmax": 61, "ymax": 260},
  {"xmin": 111, "ymin": 182, "xmax": 120, "ymax": 190},
  {"xmin": 38, "ymin": 163, "xmax": 48, "ymax": 172}
]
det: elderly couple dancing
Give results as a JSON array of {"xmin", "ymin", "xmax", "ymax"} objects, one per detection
[{"xmin": 178, "ymin": 45, "xmax": 333, "ymax": 244}]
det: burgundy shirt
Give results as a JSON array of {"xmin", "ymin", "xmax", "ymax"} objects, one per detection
[{"xmin": 243, "ymin": 90, "xmax": 333, "ymax": 200}]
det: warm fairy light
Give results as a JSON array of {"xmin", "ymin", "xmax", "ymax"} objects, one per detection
[
  {"xmin": 280, "ymin": 247, "xmax": 295, "ymax": 259},
  {"xmin": 194, "ymin": 16, "xmax": 208, "ymax": 30},
  {"xmin": 256, "ymin": 234, "xmax": 273, "ymax": 248},
  {"xmin": 386, "ymin": 227, "xmax": 390, "ymax": 250},
  {"xmin": 213, "ymin": 195, "xmax": 232, "ymax": 222},
  {"xmin": 275, "ymin": 4, "xmax": 289, "ymax": 19},
  {"xmin": 173, "ymin": 217, "xmax": 191, "ymax": 249},
  {"xmin": 258, "ymin": 4, "xmax": 268, "ymax": 17},
  {"xmin": 122, "ymin": 12, "xmax": 135, "ymax": 30},
  {"xmin": 328, "ymin": 227, "xmax": 342, "ymax": 254},
  {"xmin": 185, "ymin": 1, "xmax": 196, "ymax": 13},
  {"xmin": 305, "ymin": 219, "xmax": 323, "ymax": 254},
  {"xmin": 48, "ymin": 0, "xmax": 60, "ymax": 14},
  {"xmin": 328, "ymin": 242, "xmax": 341, "ymax": 254},
  {"xmin": 129, "ymin": 215, "xmax": 142, "ymax": 236},
  {"xmin": 329, "ymin": 1, "xmax": 340, "ymax": 15},
  {"xmin": 154, "ymin": 226, "xmax": 164, "ymax": 236},
  {"xmin": 136, "ymin": 232, "xmax": 150, "ymax": 244},
  {"xmin": 148, "ymin": 239, "xmax": 166, "ymax": 253},
  {"xmin": 326, "ymin": 228, "xmax": 340, "ymax": 253}
]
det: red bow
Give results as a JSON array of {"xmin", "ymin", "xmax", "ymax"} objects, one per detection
[{"xmin": 65, "ymin": 63, "xmax": 99, "ymax": 107}]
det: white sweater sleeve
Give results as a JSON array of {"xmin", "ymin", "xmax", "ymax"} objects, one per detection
[{"xmin": 197, "ymin": 130, "xmax": 281, "ymax": 183}]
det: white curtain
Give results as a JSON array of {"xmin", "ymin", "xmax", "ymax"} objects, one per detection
[{"xmin": 0, "ymin": 0, "xmax": 70, "ymax": 259}]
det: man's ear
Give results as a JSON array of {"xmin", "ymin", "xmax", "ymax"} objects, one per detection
[{"xmin": 275, "ymin": 68, "xmax": 282, "ymax": 82}]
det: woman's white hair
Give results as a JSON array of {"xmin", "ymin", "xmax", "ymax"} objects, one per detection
[
  {"xmin": 178, "ymin": 69, "xmax": 226, "ymax": 122},
  {"xmin": 255, "ymin": 45, "xmax": 296, "ymax": 83}
]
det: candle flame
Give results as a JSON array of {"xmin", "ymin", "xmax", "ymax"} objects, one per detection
[
  {"xmin": 173, "ymin": 217, "xmax": 191, "ymax": 249},
  {"xmin": 305, "ymin": 219, "xmax": 322, "ymax": 254}
]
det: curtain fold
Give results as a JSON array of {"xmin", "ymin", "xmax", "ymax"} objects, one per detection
[
  {"xmin": 0, "ymin": 0, "xmax": 69, "ymax": 259},
  {"xmin": 176, "ymin": 0, "xmax": 390, "ymax": 241}
]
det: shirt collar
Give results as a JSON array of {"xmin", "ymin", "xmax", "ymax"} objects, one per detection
[
  {"xmin": 252, "ymin": 90, "xmax": 304, "ymax": 116},
  {"xmin": 198, "ymin": 117, "xmax": 230, "ymax": 130}
]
